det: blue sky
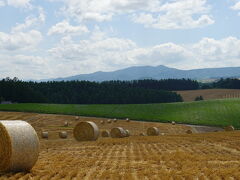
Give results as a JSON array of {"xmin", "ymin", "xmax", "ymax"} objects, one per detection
[{"xmin": 0, "ymin": 0, "xmax": 240, "ymax": 80}]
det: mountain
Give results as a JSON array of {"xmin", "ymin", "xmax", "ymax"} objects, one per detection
[{"xmin": 41, "ymin": 65, "xmax": 240, "ymax": 82}]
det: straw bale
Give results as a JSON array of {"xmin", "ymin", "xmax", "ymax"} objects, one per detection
[
  {"xmin": 75, "ymin": 116, "xmax": 79, "ymax": 120},
  {"xmin": 110, "ymin": 127, "xmax": 127, "ymax": 138},
  {"xmin": 64, "ymin": 121, "xmax": 69, "ymax": 127},
  {"xmin": 171, "ymin": 121, "xmax": 176, "ymax": 125},
  {"xmin": 101, "ymin": 130, "xmax": 110, "ymax": 137},
  {"xmin": 225, "ymin": 125, "xmax": 235, "ymax": 131},
  {"xmin": 139, "ymin": 132, "xmax": 146, "ymax": 136},
  {"xmin": 100, "ymin": 120, "xmax": 105, "ymax": 124},
  {"xmin": 126, "ymin": 118, "xmax": 130, "ymax": 122},
  {"xmin": 0, "ymin": 120, "xmax": 39, "ymax": 172},
  {"xmin": 113, "ymin": 118, "xmax": 117, "ymax": 123},
  {"xmin": 107, "ymin": 119, "xmax": 112, "ymax": 123},
  {"xmin": 147, "ymin": 127, "xmax": 160, "ymax": 136},
  {"xmin": 41, "ymin": 131, "xmax": 48, "ymax": 139},
  {"xmin": 73, "ymin": 121, "xmax": 99, "ymax": 141},
  {"xmin": 59, "ymin": 131, "xmax": 68, "ymax": 138},
  {"xmin": 125, "ymin": 129, "xmax": 130, "ymax": 137}
]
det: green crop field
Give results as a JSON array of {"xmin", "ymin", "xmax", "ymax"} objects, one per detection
[{"xmin": 0, "ymin": 98, "xmax": 239, "ymax": 128}]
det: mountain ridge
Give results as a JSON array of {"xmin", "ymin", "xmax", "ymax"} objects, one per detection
[{"xmin": 40, "ymin": 65, "xmax": 240, "ymax": 82}]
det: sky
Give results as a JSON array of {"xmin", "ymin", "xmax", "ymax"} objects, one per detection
[{"xmin": 0, "ymin": 0, "xmax": 240, "ymax": 80}]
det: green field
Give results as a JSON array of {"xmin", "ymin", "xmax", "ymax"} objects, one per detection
[{"xmin": 0, "ymin": 98, "xmax": 239, "ymax": 128}]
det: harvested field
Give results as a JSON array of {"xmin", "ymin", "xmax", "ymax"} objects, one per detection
[
  {"xmin": 0, "ymin": 112, "xmax": 240, "ymax": 179},
  {"xmin": 177, "ymin": 89, "xmax": 240, "ymax": 102}
]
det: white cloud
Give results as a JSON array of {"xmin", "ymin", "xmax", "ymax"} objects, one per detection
[
  {"xmin": 7, "ymin": 0, "xmax": 32, "ymax": 8},
  {"xmin": 0, "ymin": 0, "xmax": 5, "ymax": 7},
  {"xmin": 54, "ymin": 0, "xmax": 213, "ymax": 29},
  {"xmin": 231, "ymin": 1, "xmax": 240, "ymax": 10},
  {"xmin": 192, "ymin": 37, "xmax": 240, "ymax": 64},
  {"xmin": 132, "ymin": 0, "xmax": 214, "ymax": 29},
  {"xmin": 129, "ymin": 43, "xmax": 194, "ymax": 67},
  {"xmin": 48, "ymin": 20, "xmax": 89, "ymax": 36},
  {"xmin": 59, "ymin": 0, "xmax": 161, "ymax": 22},
  {"xmin": 0, "ymin": 54, "xmax": 52, "ymax": 79},
  {"xmin": 1, "ymin": 34, "xmax": 240, "ymax": 79},
  {"xmin": 47, "ymin": 34, "xmax": 240, "ymax": 78},
  {"xmin": 0, "ymin": 30, "xmax": 42, "ymax": 51},
  {"xmin": 12, "ymin": 7, "xmax": 45, "ymax": 32}
]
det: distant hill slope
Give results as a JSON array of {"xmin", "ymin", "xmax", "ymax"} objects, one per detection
[{"xmin": 42, "ymin": 65, "xmax": 240, "ymax": 82}]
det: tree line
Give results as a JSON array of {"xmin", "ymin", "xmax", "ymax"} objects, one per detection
[
  {"xmin": 1, "ymin": 78, "xmax": 238, "ymax": 104},
  {"xmin": 0, "ymin": 78, "xmax": 202, "ymax": 104}
]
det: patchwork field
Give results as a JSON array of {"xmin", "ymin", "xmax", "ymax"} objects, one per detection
[
  {"xmin": 0, "ymin": 112, "xmax": 240, "ymax": 179},
  {"xmin": 177, "ymin": 89, "xmax": 240, "ymax": 102}
]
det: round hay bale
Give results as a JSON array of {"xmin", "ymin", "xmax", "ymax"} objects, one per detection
[
  {"xmin": 101, "ymin": 130, "xmax": 110, "ymax": 137},
  {"xmin": 147, "ymin": 127, "xmax": 160, "ymax": 136},
  {"xmin": 75, "ymin": 116, "xmax": 79, "ymax": 120},
  {"xmin": 126, "ymin": 118, "xmax": 130, "ymax": 122},
  {"xmin": 41, "ymin": 131, "xmax": 48, "ymax": 139},
  {"xmin": 73, "ymin": 121, "xmax": 99, "ymax": 141},
  {"xmin": 113, "ymin": 118, "xmax": 117, "ymax": 123},
  {"xmin": 225, "ymin": 125, "xmax": 235, "ymax": 131},
  {"xmin": 110, "ymin": 127, "xmax": 127, "ymax": 138},
  {"xmin": 186, "ymin": 129, "xmax": 193, "ymax": 134},
  {"xmin": 139, "ymin": 132, "xmax": 146, "ymax": 136},
  {"xmin": 171, "ymin": 121, "xmax": 175, "ymax": 125},
  {"xmin": 125, "ymin": 129, "xmax": 130, "ymax": 137},
  {"xmin": 161, "ymin": 133, "xmax": 165, "ymax": 136},
  {"xmin": 100, "ymin": 120, "xmax": 105, "ymax": 124},
  {"xmin": 107, "ymin": 119, "xmax": 112, "ymax": 124},
  {"xmin": 64, "ymin": 121, "xmax": 69, "ymax": 127},
  {"xmin": 59, "ymin": 131, "xmax": 68, "ymax": 139},
  {"xmin": 0, "ymin": 120, "xmax": 39, "ymax": 172}
]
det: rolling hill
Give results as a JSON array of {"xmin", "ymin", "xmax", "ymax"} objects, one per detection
[
  {"xmin": 41, "ymin": 65, "xmax": 240, "ymax": 82},
  {"xmin": 0, "ymin": 98, "xmax": 239, "ymax": 128}
]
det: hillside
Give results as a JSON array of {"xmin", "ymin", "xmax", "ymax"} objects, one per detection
[
  {"xmin": 0, "ymin": 98, "xmax": 239, "ymax": 128},
  {"xmin": 177, "ymin": 89, "xmax": 240, "ymax": 102},
  {"xmin": 41, "ymin": 65, "xmax": 240, "ymax": 82}
]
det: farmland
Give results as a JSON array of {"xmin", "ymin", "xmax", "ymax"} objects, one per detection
[
  {"xmin": 177, "ymin": 89, "xmax": 240, "ymax": 102},
  {"xmin": 0, "ymin": 112, "xmax": 240, "ymax": 179},
  {"xmin": 0, "ymin": 98, "xmax": 240, "ymax": 128}
]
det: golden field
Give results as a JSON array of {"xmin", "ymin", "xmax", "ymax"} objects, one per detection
[
  {"xmin": 176, "ymin": 89, "xmax": 240, "ymax": 102},
  {"xmin": 0, "ymin": 112, "xmax": 240, "ymax": 179}
]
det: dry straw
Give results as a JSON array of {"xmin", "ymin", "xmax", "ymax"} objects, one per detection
[
  {"xmin": 107, "ymin": 119, "xmax": 112, "ymax": 124},
  {"xmin": 73, "ymin": 121, "xmax": 99, "ymax": 141},
  {"xmin": 113, "ymin": 118, "xmax": 117, "ymax": 123},
  {"xmin": 225, "ymin": 125, "xmax": 235, "ymax": 131},
  {"xmin": 101, "ymin": 130, "xmax": 110, "ymax": 137},
  {"xmin": 186, "ymin": 129, "xmax": 193, "ymax": 134},
  {"xmin": 139, "ymin": 132, "xmax": 146, "ymax": 136},
  {"xmin": 59, "ymin": 131, "xmax": 68, "ymax": 138},
  {"xmin": 125, "ymin": 129, "xmax": 130, "ymax": 137},
  {"xmin": 41, "ymin": 131, "xmax": 48, "ymax": 139},
  {"xmin": 75, "ymin": 116, "xmax": 79, "ymax": 120},
  {"xmin": 171, "ymin": 121, "xmax": 176, "ymax": 125},
  {"xmin": 64, "ymin": 121, "xmax": 69, "ymax": 127},
  {"xmin": 126, "ymin": 118, "xmax": 130, "ymax": 122},
  {"xmin": 0, "ymin": 120, "xmax": 39, "ymax": 172},
  {"xmin": 100, "ymin": 120, "xmax": 105, "ymax": 124},
  {"xmin": 110, "ymin": 127, "xmax": 127, "ymax": 138},
  {"xmin": 147, "ymin": 127, "xmax": 160, "ymax": 136}
]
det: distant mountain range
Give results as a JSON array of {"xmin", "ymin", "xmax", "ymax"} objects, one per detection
[{"xmin": 41, "ymin": 65, "xmax": 240, "ymax": 82}]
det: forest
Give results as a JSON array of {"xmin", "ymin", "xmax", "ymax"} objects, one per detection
[
  {"xmin": 0, "ymin": 78, "xmax": 199, "ymax": 104},
  {"xmin": 0, "ymin": 78, "xmax": 239, "ymax": 104}
]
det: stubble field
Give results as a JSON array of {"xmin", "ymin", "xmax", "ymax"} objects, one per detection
[{"xmin": 0, "ymin": 112, "xmax": 240, "ymax": 179}]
